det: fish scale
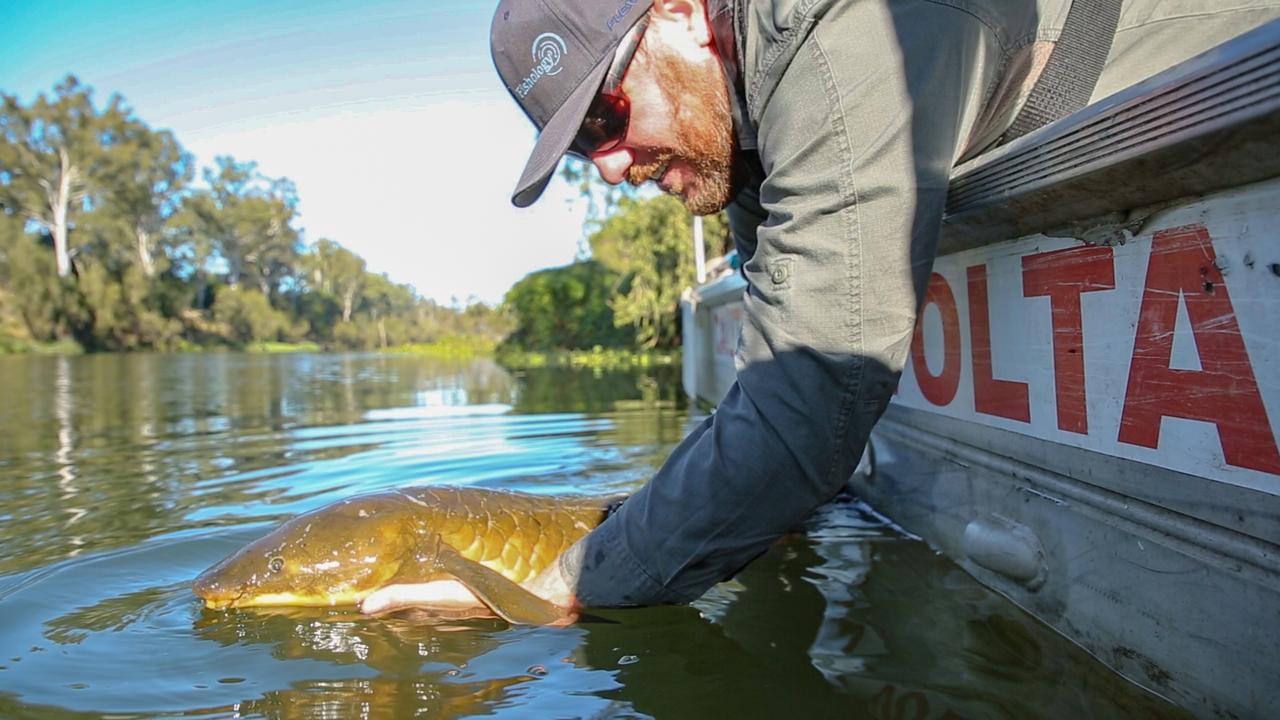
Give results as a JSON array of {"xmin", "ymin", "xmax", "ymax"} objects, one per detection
[{"xmin": 427, "ymin": 489, "xmax": 606, "ymax": 584}]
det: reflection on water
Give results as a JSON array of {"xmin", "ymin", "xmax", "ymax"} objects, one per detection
[{"xmin": 0, "ymin": 353, "xmax": 1188, "ymax": 718}]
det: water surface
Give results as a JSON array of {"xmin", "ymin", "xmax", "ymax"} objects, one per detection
[{"xmin": 0, "ymin": 353, "xmax": 1188, "ymax": 718}]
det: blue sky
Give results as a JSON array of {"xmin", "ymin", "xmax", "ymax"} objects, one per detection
[{"xmin": 0, "ymin": 0, "xmax": 589, "ymax": 305}]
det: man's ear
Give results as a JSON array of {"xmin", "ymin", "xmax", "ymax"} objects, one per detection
[{"xmin": 651, "ymin": 0, "xmax": 713, "ymax": 48}]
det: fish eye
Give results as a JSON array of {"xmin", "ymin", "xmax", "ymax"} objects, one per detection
[{"xmin": 268, "ymin": 557, "xmax": 285, "ymax": 574}]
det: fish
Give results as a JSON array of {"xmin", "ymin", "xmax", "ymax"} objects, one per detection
[{"xmin": 193, "ymin": 486, "xmax": 623, "ymax": 625}]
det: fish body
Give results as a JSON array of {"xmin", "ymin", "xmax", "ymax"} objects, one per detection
[{"xmin": 194, "ymin": 486, "xmax": 620, "ymax": 624}]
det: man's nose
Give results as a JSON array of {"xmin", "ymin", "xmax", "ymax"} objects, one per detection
[{"xmin": 591, "ymin": 147, "xmax": 634, "ymax": 185}]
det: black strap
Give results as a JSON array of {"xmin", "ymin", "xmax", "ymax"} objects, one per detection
[{"xmin": 1004, "ymin": 0, "xmax": 1123, "ymax": 141}]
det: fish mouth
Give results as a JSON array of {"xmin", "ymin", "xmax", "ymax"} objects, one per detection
[
  {"xmin": 192, "ymin": 568, "xmax": 245, "ymax": 610},
  {"xmin": 193, "ymin": 583, "xmax": 243, "ymax": 610}
]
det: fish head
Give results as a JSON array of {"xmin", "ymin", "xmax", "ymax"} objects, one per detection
[{"xmin": 194, "ymin": 494, "xmax": 419, "ymax": 610}]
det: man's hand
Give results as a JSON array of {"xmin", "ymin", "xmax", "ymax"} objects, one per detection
[{"xmin": 526, "ymin": 541, "xmax": 584, "ymax": 611}]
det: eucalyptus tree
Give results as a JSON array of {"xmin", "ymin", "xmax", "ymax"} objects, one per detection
[
  {"xmin": 357, "ymin": 272, "xmax": 416, "ymax": 348},
  {"xmin": 98, "ymin": 121, "xmax": 193, "ymax": 277},
  {"xmin": 180, "ymin": 156, "xmax": 301, "ymax": 296},
  {"xmin": 0, "ymin": 76, "xmax": 126, "ymax": 279},
  {"xmin": 301, "ymin": 238, "xmax": 366, "ymax": 322}
]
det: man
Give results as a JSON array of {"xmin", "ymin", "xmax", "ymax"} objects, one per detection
[{"xmin": 489, "ymin": 0, "xmax": 1280, "ymax": 611}]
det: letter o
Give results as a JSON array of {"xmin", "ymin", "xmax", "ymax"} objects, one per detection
[{"xmin": 911, "ymin": 272, "xmax": 961, "ymax": 406}]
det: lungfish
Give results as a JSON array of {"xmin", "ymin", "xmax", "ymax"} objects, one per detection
[{"xmin": 193, "ymin": 486, "xmax": 622, "ymax": 625}]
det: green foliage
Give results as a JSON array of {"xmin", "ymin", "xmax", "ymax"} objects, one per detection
[
  {"xmin": 496, "ymin": 346, "xmax": 680, "ymax": 370},
  {"xmin": 174, "ymin": 156, "xmax": 301, "ymax": 297},
  {"xmin": 212, "ymin": 286, "xmax": 293, "ymax": 345},
  {"xmin": 0, "ymin": 77, "xmax": 512, "ymax": 354},
  {"xmin": 63, "ymin": 262, "xmax": 184, "ymax": 350},
  {"xmin": 386, "ymin": 335, "xmax": 499, "ymax": 359},
  {"xmin": 588, "ymin": 195, "xmax": 730, "ymax": 349},
  {"xmin": 4, "ymin": 77, "xmax": 717, "ymax": 357},
  {"xmin": 245, "ymin": 340, "xmax": 323, "ymax": 353},
  {"xmin": 0, "ymin": 214, "xmax": 62, "ymax": 340},
  {"xmin": 501, "ymin": 260, "xmax": 633, "ymax": 351},
  {"xmin": 0, "ymin": 75, "xmax": 125, "ymax": 278}
]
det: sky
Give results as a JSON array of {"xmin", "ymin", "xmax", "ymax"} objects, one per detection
[{"xmin": 0, "ymin": 0, "xmax": 592, "ymax": 305}]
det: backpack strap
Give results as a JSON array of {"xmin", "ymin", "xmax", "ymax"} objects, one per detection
[{"xmin": 1003, "ymin": 0, "xmax": 1124, "ymax": 141}]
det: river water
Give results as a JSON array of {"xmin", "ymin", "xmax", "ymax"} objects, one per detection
[{"xmin": 0, "ymin": 353, "xmax": 1188, "ymax": 719}]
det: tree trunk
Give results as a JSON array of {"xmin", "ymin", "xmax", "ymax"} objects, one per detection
[
  {"xmin": 135, "ymin": 227, "xmax": 155, "ymax": 277},
  {"xmin": 342, "ymin": 286, "xmax": 356, "ymax": 323},
  {"xmin": 226, "ymin": 245, "xmax": 242, "ymax": 289},
  {"xmin": 193, "ymin": 271, "xmax": 208, "ymax": 309},
  {"xmin": 378, "ymin": 318, "xmax": 387, "ymax": 349},
  {"xmin": 52, "ymin": 148, "xmax": 73, "ymax": 279}
]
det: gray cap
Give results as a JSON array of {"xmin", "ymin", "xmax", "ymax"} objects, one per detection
[{"xmin": 491, "ymin": 0, "xmax": 653, "ymax": 207}]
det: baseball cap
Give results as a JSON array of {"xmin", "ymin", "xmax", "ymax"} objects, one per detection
[{"xmin": 490, "ymin": 0, "xmax": 654, "ymax": 207}]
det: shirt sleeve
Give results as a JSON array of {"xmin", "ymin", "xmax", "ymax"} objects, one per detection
[{"xmin": 565, "ymin": 0, "xmax": 1000, "ymax": 606}]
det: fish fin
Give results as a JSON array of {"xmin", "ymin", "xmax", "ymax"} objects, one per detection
[{"xmin": 432, "ymin": 544, "xmax": 574, "ymax": 626}]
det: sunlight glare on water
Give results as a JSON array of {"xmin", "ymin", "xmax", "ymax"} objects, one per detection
[{"xmin": 0, "ymin": 353, "xmax": 1190, "ymax": 719}]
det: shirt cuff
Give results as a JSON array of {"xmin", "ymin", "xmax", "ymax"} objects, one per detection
[{"xmin": 561, "ymin": 514, "xmax": 696, "ymax": 607}]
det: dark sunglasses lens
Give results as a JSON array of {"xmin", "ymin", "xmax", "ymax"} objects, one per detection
[{"xmin": 572, "ymin": 93, "xmax": 629, "ymax": 157}]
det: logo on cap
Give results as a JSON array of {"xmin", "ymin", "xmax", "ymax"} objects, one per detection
[
  {"xmin": 607, "ymin": 0, "xmax": 638, "ymax": 30},
  {"xmin": 515, "ymin": 33, "xmax": 567, "ymax": 98}
]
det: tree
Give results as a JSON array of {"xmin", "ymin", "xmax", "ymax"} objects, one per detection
[
  {"xmin": 301, "ymin": 238, "xmax": 365, "ymax": 322},
  {"xmin": 212, "ymin": 286, "xmax": 288, "ymax": 344},
  {"xmin": 0, "ymin": 207, "xmax": 57, "ymax": 341},
  {"xmin": 178, "ymin": 156, "xmax": 300, "ymax": 297},
  {"xmin": 588, "ymin": 195, "xmax": 729, "ymax": 348},
  {"xmin": 0, "ymin": 75, "xmax": 125, "ymax": 278},
  {"xmin": 1, "ymin": 78, "xmax": 514, "ymax": 353},
  {"xmin": 502, "ymin": 260, "xmax": 632, "ymax": 350},
  {"xmin": 356, "ymin": 272, "xmax": 415, "ymax": 348},
  {"xmin": 98, "ymin": 121, "xmax": 193, "ymax": 277}
]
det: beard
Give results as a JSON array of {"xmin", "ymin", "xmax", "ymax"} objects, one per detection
[{"xmin": 626, "ymin": 41, "xmax": 742, "ymax": 215}]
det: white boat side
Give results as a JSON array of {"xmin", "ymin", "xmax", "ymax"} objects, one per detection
[{"xmin": 681, "ymin": 22, "xmax": 1280, "ymax": 720}]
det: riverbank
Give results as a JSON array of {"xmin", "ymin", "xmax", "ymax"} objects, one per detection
[
  {"xmin": 0, "ymin": 333, "xmax": 678, "ymax": 370},
  {"xmin": 0, "ymin": 336, "xmax": 85, "ymax": 355},
  {"xmin": 0, "ymin": 336, "xmax": 325, "ymax": 356},
  {"xmin": 496, "ymin": 346, "xmax": 680, "ymax": 370}
]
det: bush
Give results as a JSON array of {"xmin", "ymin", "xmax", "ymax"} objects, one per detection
[
  {"xmin": 501, "ymin": 260, "xmax": 634, "ymax": 351},
  {"xmin": 211, "ymin": 286, "xmax": 292, "ymax": 345}
]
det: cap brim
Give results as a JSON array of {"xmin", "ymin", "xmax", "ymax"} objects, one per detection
[{"xmin": 511, "ymin": 57, "xmax": 611, "ymax": 208}]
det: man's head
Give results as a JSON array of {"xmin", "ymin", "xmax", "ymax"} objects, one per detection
[{"xmin": 490, "ymin": 0, "xmax": 740, "ymax": 215}]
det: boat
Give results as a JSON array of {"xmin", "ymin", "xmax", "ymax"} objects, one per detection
[{"xmin": 680, "ymin": 21, "xmax": 1280, "ymax": 720}]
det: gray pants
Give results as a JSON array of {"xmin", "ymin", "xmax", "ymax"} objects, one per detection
[{"xmin": 568, "ymin": 0, "xmax": 1280, "ymax": 605}]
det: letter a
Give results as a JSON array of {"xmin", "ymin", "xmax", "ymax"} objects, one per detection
[{"xmin": 1119, "ymin": 225, "xmax": 1280, "ymax": 475}]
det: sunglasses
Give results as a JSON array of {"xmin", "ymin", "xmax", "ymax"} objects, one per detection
[
  {"xmin": 571, "ymin": 92, "xmax": 630, "ymax": 158},
  {"xmin": 569, "ymin": 14, "xmax": 650, "ymax": 159}
]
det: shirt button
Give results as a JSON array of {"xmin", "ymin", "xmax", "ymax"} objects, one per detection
[{"xmin": 770, "ymin": 264, "xmax": 789, "ymax": 284}]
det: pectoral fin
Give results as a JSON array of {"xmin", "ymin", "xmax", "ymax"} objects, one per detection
[{"xmin": 432, "ymin": 544, "xmax": 573, "ymax": 626}]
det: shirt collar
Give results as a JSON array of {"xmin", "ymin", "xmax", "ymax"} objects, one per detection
[{"xmin": 708, "ymin": 0, "xmax": 757, "ymax": 150}]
